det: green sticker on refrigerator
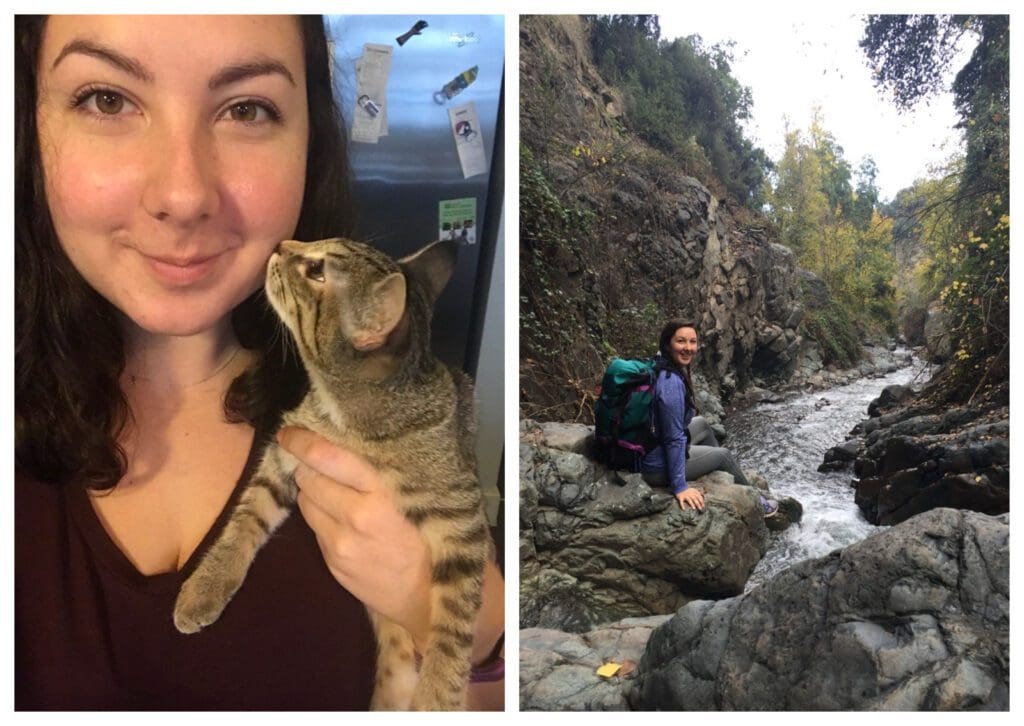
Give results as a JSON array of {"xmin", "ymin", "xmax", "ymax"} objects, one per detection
[{"xmin": 439, "ymin": 198, "xmax": 477, "ymax": 245}]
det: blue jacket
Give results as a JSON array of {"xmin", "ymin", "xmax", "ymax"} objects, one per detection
[{"xmin": 641, "ymin": 366, "xmax": 692, "ymax": 494}]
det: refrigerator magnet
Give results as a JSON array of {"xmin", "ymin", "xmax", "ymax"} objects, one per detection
[
  {"xmin": 434, "ymin": 65, "xmax": 478, "ymax": 104},
  {"xmin": 448, "ymin": 102, "xmax": 487, "ymax": 179},
  {"xmin": 351, "ymin": 43, "xmax": 392, "ymax": 144},
  {"xmin": 396, "ymin": 20, "xmax": 428, "ymax": 47},
  {"xmin": 439, "ymin": 198, "xmax": 477, "ymax": 245},
  {"xmin": 447, "ymin": 32, "xmax": 479, "ymax": 48}
]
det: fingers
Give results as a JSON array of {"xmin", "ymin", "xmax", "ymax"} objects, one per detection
[
  {"xmin": 293, "ymin": 463, "xmax": 391, "ymax": 542},
  {"xmin": 293, "ymin": 465, "xmax": 355, "ymax": 526},
  {"xmin": 278, "ymin": 426, "xmax": 377, "ymax": 493},
  {"xmin": 676, "ymin": 488, "xmax": 705, "ymax": 511},
  {"xmin": 296, "ymin": 491, "xmax": 350, "ymax": 578}
]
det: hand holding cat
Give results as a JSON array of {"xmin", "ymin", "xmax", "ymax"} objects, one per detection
[{"xmin": 278, "ymin": 426, "xmax": 434, "ymax": 650}]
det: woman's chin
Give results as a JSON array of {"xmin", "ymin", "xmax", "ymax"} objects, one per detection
[
  {"xmin": 114, "ymin": 284, "xmax": 260, "ymax": 339},
  {"xmin": 120, "ymin": 305, "xmax": 234, "ymax": 338}
]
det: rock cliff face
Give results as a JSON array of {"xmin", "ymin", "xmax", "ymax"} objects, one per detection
[
  {"xmin": 629, "ymin": 508, "xmax": 1008, "ymax": 711},
  {"xmin": 924, "ymin": 301, "xmax": 953, "ymax": 362},
  {"xmin": 520, "ymin": 420, "xmax": 800, "ymax": 632},
  {"xmin": 520, "ymin": 15, "xmax": 829, "ymax": 422}
]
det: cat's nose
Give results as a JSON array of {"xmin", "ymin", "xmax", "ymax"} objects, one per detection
[{"xmin": 276, "ymin": 239, "xmax": 301, "ymax": 256}]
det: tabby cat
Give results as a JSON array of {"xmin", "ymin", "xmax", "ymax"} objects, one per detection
[{"xmin": 173, "ymin": 237, "xmax": 490, "ymax": 711}]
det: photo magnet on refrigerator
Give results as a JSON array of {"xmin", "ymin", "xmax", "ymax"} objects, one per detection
[{"xmin": 449, "ymin": 102, "xmax": 487, "ymax": 179}]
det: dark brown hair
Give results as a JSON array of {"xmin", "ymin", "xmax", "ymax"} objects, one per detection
[
  {"xmin": 657, "ymin": 321, "xmax": 700, "ymax": 415},
  {"xmin": 15, "ymin": 16, "xmax": 355, "ymax": 489}
]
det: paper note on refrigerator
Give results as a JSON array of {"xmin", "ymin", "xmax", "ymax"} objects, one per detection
[
  {"xmin": 439, "ymin": 197, "xmax": 477, "ymax": 245},
  {"xmin": 448, "ymin": 102, "xmax": 488, "ymax": 179},
  {"xmin": 351, "ymin": 43, "xmax": 392, "ymax": 144}
]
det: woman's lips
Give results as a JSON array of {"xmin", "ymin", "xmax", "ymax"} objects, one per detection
[{"xmin": 144, "ymin": 252, "xmax": 225, "ymax": 287}]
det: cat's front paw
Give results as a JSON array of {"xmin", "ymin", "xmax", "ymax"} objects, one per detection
[
  {"xmin": 173, "ymin": 576, "xmax": 233, "ymax": 634},
  {"xmin": 410, "ymin": 681, "xmax": 466, "ymax": 711}
]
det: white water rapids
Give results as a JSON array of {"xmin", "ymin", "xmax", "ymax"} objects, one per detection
[{"xmin": 725, "ymin": 350, "xmax": 933, "ymax": 590}]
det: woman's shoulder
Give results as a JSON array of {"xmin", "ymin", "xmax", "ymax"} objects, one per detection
[
  {"xmin": 654, "ymin": 365, "xmax": 685, "ymax": 387},
  {"xmin": 15, "ymin": 468, "xmax": 63, "ymax": 521}
]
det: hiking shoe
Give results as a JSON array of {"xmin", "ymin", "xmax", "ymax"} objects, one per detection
[{"xmin": 759, "ymin": 495, "xmax": 779, "ymax": 518}]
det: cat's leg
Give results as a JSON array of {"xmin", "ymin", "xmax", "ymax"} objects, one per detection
[
  {"xmin": 408, "ymin": 488, "xmax": 490, "ymax": 711},
  {"xmin": 173, "ymin": 444, "xmax": 297, "ymax": 634},
  {"xmin": 368, "ymin": 612, "xmax": 419, "ymax": 711}
]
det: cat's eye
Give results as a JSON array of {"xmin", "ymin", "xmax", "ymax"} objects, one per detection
[{"xmin": 304, "ymin": 259, "xmax": 326, "ymax": 282}]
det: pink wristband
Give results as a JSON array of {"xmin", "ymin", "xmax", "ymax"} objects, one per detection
[{"xmin": 470, "ymin": 655, "xmax": 504, "ymax": 683}]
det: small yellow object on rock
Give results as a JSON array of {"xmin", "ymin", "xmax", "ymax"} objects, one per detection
[{"xmin": 596, "ymin": 662, "xmax": 622, "ymax": 678}]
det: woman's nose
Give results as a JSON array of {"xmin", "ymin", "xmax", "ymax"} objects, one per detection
[{"xmin": 141, "ymin": 122, "xmax": 221, "ymax": 225}]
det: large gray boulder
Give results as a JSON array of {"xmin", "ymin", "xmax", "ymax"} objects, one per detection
[
  {"xmin": 521, "ymin": 447, "xmax": 768, "ymax": 628},
  {"xmin": 630, "ymin": 508, "xmax": 1008, "ymax": 710},
  {"xmin": 521, "ymin": 421, "xmax": 798, "ymax": 631},
  {"xmin": 520, "ymin": 615, "xmax": 672, "ymax": 711}
]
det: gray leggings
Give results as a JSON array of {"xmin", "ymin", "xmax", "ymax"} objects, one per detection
[{"xmin": 644, "ymin": 416, "xmax": 752, "ymax": 488}]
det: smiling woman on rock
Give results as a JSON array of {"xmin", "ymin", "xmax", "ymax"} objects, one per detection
[{"xmin": 641, "ymin": 321, "xmax": 779, "ymax": 516}]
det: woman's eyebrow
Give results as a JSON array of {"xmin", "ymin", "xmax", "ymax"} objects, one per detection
[
  {"xmin": 209, "ymin": 59, "xmax": 296, "ymax": 90},
  {"xmin": 49, "ymin": 41, "xmax": 294, "ymax": 91},
  {"xmin": 51, "ymin": 39, "xmax": 153, "ymax": 82}
]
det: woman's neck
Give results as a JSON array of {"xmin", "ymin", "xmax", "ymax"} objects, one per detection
[{"xmin": 121, "ymin": 316, "xmax": 243, "ymax": 390}]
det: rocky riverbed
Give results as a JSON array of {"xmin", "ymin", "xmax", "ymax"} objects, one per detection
[
  {"xmin": 519, "ymin": 349, "xmax": 1009, "ymax": 711},
  {"xmin": 522, "ymin": 508, "xmax": 1009, "ymax": 711}
]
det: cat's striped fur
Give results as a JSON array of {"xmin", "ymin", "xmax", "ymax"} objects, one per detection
[{"xmin": 173, "ymin": 238, "xmax": 489, "ymax": 710}]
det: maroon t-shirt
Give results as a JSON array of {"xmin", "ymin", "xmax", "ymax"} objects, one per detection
[{"xmin": 15, "ymin": 434, "xmax": 376, "ymax": 710}]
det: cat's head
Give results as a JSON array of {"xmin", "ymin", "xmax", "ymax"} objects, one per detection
[{"xmin": 265, "ymin": 237, "xmax": 457, "ymax": 378}]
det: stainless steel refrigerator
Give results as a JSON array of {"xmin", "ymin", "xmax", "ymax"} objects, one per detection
[{"xmin": 325, "ymin": 15, "xmax": 504, "ymax": 541}]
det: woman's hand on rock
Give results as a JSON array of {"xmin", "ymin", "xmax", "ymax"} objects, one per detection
[{"xmin": 675, "ymin": 487, "xmax": 704, "ymax": 511}]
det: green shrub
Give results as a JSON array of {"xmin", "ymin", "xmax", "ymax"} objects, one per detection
[{"xmin": 802, "ymin": 301, "xmax": 861, "ymax": 368}]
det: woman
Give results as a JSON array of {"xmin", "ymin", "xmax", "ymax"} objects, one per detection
[
  {"xmin": 642, "ymin": 321, "xmax": 778, "ymax": 516},
  {"xmin": 15, "ymin": 15, "xmax": 503, "ymax": 709}
]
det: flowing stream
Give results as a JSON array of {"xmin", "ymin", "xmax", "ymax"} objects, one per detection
[{"xmin": 725, "ymin": 349, "xmax": 932, "ymax": 590}]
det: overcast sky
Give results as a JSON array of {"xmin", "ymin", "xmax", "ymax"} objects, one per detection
[{"xmin": 658, "ymin": 10, "xmax": 973, "ymax": 202}]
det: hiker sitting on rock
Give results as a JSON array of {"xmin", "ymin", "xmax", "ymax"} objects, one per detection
[{"xmin": 641, "ymin": 321, "xmax": 779, "ymax": 516}]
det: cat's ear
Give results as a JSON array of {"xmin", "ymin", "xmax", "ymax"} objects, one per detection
[
  {"xmin": 350, "ymin": 272, "xmax": 407, "ymax": 351},
  {"xmin": 398, "ymin": 239, "xmax": 457, "ymax": 304}
]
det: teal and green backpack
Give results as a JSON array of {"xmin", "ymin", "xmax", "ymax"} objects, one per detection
[{"xmin": 594, "ymin": 358, "xmax": 670, "ymax": 471}]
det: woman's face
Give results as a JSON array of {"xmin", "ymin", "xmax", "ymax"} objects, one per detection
[
  {"xmin": 668, "ymin": 326, "xmax": 699, "ymax": 368},
  {"xmin": 36, "ymin": 16, "xmax": 310, "ymax": 337}
]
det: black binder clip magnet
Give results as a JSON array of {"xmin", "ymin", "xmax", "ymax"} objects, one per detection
[
  {"xmin": 357, "ymin": 94, "xmax": 381, "ymax": 118},
  {"xmin": 397, "ymin": 20, "xmax": 428, "ymax": 47}
]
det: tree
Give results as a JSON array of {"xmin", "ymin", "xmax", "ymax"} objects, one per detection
[
  {"xmin": 769, "ymin": 114, "xmax": 898, "ymax": 348},
  {"xmin": 860, "ymin": 15, "xmax": 973, "ymax": 109},
  {"xmin": 771, "ymin": 127, "xmax": 829, "ymax": 261},
  {"xmin": 850, "ymin": 157, "xmax": 880, "ymax": 230},
  {"xmin": 587, "ymin": 15, "xmax": 773, "ymax": 208},
  {"xmin": 862, "ymin": 15, "xmax": 1009, "ymax": 398}
]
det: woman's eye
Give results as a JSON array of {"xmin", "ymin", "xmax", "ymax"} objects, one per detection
[
  {"xmin": 222, "ymin": 100, "xmax": 281, "ymax": 125},
  {"xmin": 72, "ymin": 89, "xmax": 138, "ymax": 119},
  {"xmin": 304, "ymin": 259, "xmax": 325, "ymax": 282},
  {"xmin": 94, "ymin": 91, "xmax": 124, "ymax": 114}
]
